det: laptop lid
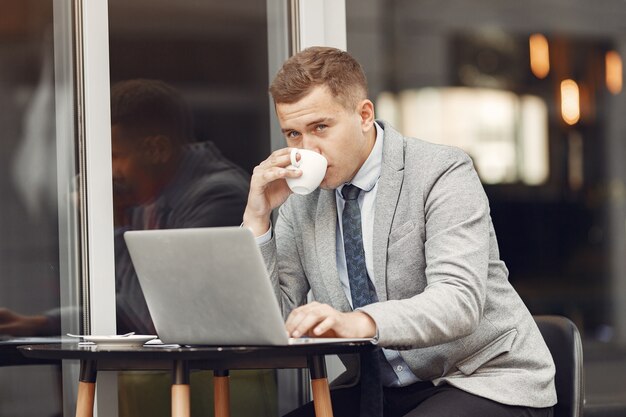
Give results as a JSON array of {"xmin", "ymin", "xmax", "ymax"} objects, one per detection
[{"xmin": 124, "ymin": 227, "xmax": 292, "ymax": 345}]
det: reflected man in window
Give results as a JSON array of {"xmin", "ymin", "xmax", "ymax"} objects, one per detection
[
  {"xmin": 0, "ymin": 79, "xmax": 250, "ymax": 338},
  {"xmin": 111, "ymin": 79, "xmax": 250, "ymax": 334},
  {"xmin": 112, "ymin": 80, "xmax": 275, "ymax": 417}
]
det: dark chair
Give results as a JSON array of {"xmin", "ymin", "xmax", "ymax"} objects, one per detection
[{"xmin": 534, "ymin": 315, "xmax": 585, "ymax": 417}]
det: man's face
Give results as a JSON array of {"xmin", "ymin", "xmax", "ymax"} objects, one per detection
[
  {"xmin": 111, "ymin": 124, "xmax": 157, "ymax": 207},
  {"xmin": 276, "ymin": 85, "xmax": 375, "ymax": 189}
]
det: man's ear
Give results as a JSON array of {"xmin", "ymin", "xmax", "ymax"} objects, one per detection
[
  {"xmin": 140, "ymin": 135, "xmax": 173, "ymax": 164},
  {"xmin": 357, "ymin": 99, "xmax": 375, "ymax": 132}
]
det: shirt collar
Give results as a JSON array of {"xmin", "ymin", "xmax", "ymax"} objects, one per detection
[{"xmin": 337, "ymin": 121, "xmax": 383, "ymax": 197}]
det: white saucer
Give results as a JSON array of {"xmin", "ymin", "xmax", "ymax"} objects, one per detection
[{"xmin": 80, "ymin": 335, "xmax": 157, "ymax": 348}]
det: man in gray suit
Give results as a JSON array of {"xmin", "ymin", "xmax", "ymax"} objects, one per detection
[{"xmin": 243, "ymin": 47, "xmax": 556, "ymax": 417}]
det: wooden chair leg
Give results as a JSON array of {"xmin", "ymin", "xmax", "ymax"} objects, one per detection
[
  {"xmin": 171, "ymin": 360, "xmax": 190, "ymax": 417},
  {"xmin": 309, "ymin": 356, "xmax": 334, "ymax": 417},
  {"xmin": 171, "ymin": 384, "xmax": 191, "ymax": 417},
  {"xmin": 311, "ymin": 378, "xmax": 334, "ymax": 417},
  {"xmin": 213, "ymin": 370, "xmax": 231, "ymax": 417},
  {"xmin": 75, "ymin": 360, "xmax": 97, "ymax": 417},
  {"xmin": 75, "ymin": 381, "xmax": 96, "ymax": 417}
]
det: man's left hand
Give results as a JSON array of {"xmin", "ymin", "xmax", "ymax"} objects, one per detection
[{"xmin": 285, "ymin": 301, "xmax": 377, "ymax": 339}]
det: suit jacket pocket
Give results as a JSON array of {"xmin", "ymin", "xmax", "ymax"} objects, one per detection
[
  {"xmin": 388, "ymin": 220, "xmax": 416, "ymax": 246},
  {"xmin": 456, "ymin": 328, "xmax": 518, "ymax": 375}
]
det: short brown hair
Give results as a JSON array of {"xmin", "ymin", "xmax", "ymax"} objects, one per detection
[{"xmin": 269, "ymin": 46, "xmax": 368, "ymax": 109}]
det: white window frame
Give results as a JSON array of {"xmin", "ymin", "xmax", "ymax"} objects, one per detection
[
  {"xmin": 297, "ymin": 0, "xmax": 347, "ymax": 51},
  {"xmin": 75, "ymin": 0, "xmax": 117, "ymax": 415}
]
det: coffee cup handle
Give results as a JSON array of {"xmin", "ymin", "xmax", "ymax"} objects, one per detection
[{"xmin": 290, "ymin": 148, "xmax": 301, "ymax": 168}]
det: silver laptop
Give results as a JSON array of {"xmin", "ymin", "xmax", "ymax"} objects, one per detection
[{"xmin": 124, "ymin": 227, "xmax": 374, "ymax": 346}]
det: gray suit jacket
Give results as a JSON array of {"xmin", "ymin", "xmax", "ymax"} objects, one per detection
[{"xmin": 260, "ymin": 121, "xmax": 557, "ymax": 408}]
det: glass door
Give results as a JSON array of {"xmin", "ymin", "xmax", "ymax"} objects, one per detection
[{"xmin": 105, "ymin": 0, "xmax": 291, "ymax": 415}]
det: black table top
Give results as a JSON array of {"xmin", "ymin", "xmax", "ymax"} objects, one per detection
[
  {"xmin": 18, "ymin": 341, "xmax": 374, "ymax": 371},
  {"xmin": 1, "ymin": 337, "xmax": 64, "ymax": 367}
]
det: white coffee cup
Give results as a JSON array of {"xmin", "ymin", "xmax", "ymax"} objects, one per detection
[{"xmin": 286, "ymin": 149, "xmax": 328, "ymax": 195}]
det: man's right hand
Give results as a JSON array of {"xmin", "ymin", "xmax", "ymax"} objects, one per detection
[
  {"xmin": 0, "ymin": 308, "xmax": 49, "ymax": 337},
  {"xmin": 243, "ymin": 148, "xmax": 302, "ymax": 237}
]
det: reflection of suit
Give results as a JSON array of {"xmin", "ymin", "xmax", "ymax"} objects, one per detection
[
  {"xmin": 260, "ymin": 121, "xmax": 557, "ymax": 407},
  {"xmin": 115, "ymin": 141, "xmax": 249, "ymax": 334}
]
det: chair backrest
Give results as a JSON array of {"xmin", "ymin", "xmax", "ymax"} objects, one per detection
[{"xmin": 534, "ymin": 315, "xmax": 584, "ymax": 417}]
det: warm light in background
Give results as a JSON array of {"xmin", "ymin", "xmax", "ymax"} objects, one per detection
[
  {"xmin": 520, "ymin": 96, "xmax": 550, "ymax": 185},
  {"xmin": 529, "ymin": 33, "xmax": 550, "ymax": 79},
  {"xmin": 606, "ymin": 50, "xmax": 623, "ymax": 94},
  {"xmin": 377, "ymin": 88, "xmax": 549, "ymax": 185},
  {"xmin": 561, "ymin": 79, "xmax": 580, "ymax": 125}
]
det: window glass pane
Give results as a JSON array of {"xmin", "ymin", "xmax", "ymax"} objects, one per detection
[
  {"xmin": 107, "ymin": 1, "xmax": 276, "ymax": 415},
  {"xmin": 347, "ymin": 0, "xmax": 626, "ymax": 411},
  {"xmin": 0, "ymin": 0, "xmax": 80, "ymax": 415}
]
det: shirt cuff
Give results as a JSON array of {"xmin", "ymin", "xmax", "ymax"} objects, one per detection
[
  {"xmin": 255, "ymin": 225, "xmax": 272, "ymax": 245},
  {"xmin": 240, "ymin": 221, "xmax": 272, "ymax": 245}
]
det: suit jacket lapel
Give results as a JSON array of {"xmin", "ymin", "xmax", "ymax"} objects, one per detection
[
  {"xmin": 373, "ymin": 122, "xmax": 405, "ymax": 302},
  {"xmin": 315, "ymin": 189, "xmax": 352, "ymax": 312}
]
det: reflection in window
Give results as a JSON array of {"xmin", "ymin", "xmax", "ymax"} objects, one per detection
[{"xmin": 376, "ymin": 87, "xmax": 549, "ymax": 185}]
